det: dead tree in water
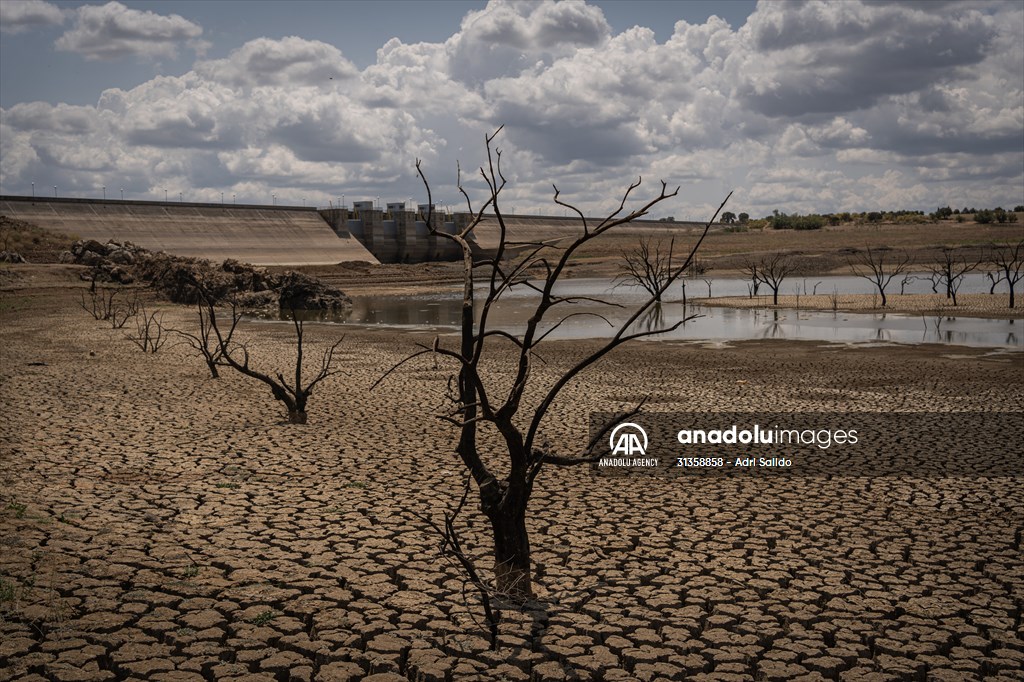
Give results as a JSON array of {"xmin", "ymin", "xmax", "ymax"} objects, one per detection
[
  {"xmin": 988, "ymin": 241, "xmax": 1023, "ymax": 308},
  {"xmin": 378, "ymin": 127, "xmax": 730, "ymax": 602},
  {"xmin": 743, "ymin": 253, "xmax": 798, "ymax": 305},
  {"xmin": 926, "ymin": 247, "xmax": 978, "ymax": 307},
  {"xmin": 616, "ymin": 237, "xmax": 674, "ymax": 302},
  {"xmin": 848, "ymin": 247, "xmax": 911, "ymax": 308}
]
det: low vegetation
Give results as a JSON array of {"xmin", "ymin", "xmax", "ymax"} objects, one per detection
[{"xmin": 0, "ymin": 215, "xmax": 78, "ymax": 261}]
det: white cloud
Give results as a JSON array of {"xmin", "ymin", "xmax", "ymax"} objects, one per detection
[
  {"xmin": 733, "ymin": 1, "xmax": 997, "ymax": 117},
  {"xmin": 194, "ymin": 36, "xmax": 359, "ymax": 88},
  {"xmin": 55, "ymin": 1, "xmax": 202, "ymax": 61},
  {"xmin": 446, "ymin": 0, "xmax": 611, "ymax": 84},
  {"xmin": 0, "ymin": 0, "xmax": 63, "ymax": 34},
  {"xmin": 3, "ymin": 101, "xmax": 99, "ymax": 134},
  {"xmin": 1, "ymin": 0, "xmax": 1021, "ymax": 217}
]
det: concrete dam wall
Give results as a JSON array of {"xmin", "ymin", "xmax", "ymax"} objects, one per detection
[
  {"xmin": 0, "ymin": 196, "xmax": 378, "ymax": 266},
  {"xmin": 2, "ymin": 196, "xmax": 711, "ymax": 266},
  {"xmin": 322, "ymin": 204, "xmax": 711, "ymax": 264}
]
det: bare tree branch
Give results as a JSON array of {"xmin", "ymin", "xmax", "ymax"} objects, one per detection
[
  {"xmin": 925, "ymin": 247, "xmax": 980, "ymax": 307},
  {"xmin": 988, "ymin": 240, "xmax": 1024, "ymax": 308},
  {"xmin": 193, "ymin": 285, "xmax": 342, "ymax": 424},
  {"xmin": 382, "ymin": 127, "xmax": 729, "ymax": 604},
  {"xmin": 848, "ymin": 247, "xmax": 911, "ymax": 308}
]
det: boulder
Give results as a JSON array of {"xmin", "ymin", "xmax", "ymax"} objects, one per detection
[
  {"xmin": 79, "ymin": 250, "xmax": 107, "ymax": 267},
  {"xmin": 106, "ymin": 248, "xmax": 135, "ymax": 265},
  {"xmin": 77, "ymin": 239, "xmax": 109, "ymax": 257}
]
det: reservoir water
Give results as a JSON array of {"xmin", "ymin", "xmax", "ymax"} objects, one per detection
[{"xmin": 272, "ymin": 273, "xmax": 1024, "ymax": 349}]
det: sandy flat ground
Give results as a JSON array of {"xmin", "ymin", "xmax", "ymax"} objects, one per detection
[{"xmin": 1, "ymin": 280, "xmax": 1023, "ymax": 681}]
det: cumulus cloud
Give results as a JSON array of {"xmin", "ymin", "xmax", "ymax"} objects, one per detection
[
  {"xmin": 3, "ymin": 102, "xmax": 98, "ymax": 134},
  {"xmin": 194, "ymin": 37, "xmax": 359, "ymax": 88},
  {"xmin": 446, "ymin": 0, "xmax": 611, "ymax": 84},
  {"xmin": 734, "ymin": 1, "xmax": 997, "ymax": 117},
  {"xmin": 1, "ymin": 0, "xmax": 1021, "ymax": 215},
  {"xmin": 0, "ymin": 0, "xmax": 63, "ymax": 33},
  {"xmin": 55, "ymin": 1, "xmax": 203, "ymax": 60}
]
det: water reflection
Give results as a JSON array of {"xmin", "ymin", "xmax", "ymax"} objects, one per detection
[
  {"xmin": 258, "ymin": 274, "xmax": 1023, "ymax": 349},
  {"xmin": 637, "ymin": 304, "xmax": 665, "ymax": 334}
]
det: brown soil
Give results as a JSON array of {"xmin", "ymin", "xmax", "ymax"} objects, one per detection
[
  {"xmin": 1, "ymin": 270, "xmax": 1022, "ymax": 681},
  {"xmin": 279, "ymin": 221, "xmax": 1024, "ymax": 293},
  {"xmin": 532, "ymin": 220, "xmax": 1022, "ymax": 278}
]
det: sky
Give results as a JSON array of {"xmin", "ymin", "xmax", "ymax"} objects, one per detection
[{"xmin": 1, "ymin": 0, "xmax": 1022, "ymax": 220}]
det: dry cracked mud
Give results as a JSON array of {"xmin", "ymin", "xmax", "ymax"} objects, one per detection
[{"xmin": 1, "ymin": 289, "xmax": 1022, "ymax": 681}]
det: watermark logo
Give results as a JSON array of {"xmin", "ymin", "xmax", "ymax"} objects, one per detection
[{"xmin": 609, "ymin": 422, "xmax": 648, "ymax": 456}]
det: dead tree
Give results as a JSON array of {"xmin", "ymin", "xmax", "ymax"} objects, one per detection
[
  {"xmin": 986, "ymin": 271, "xmax": 1005, "ymax": 295},
  {"xmin": 79, "ymin": 287, "xmax": 137, "ymax": 328},
  {"xmin": 378, "ymin": 127, "xmax": 729, "ymax": 600},
  {"xmin": 848, "ymin": 247, "xmax": 911, "ymax": 308},
  {"xmin": 170, "ymin": 302, "xmax": 223, "ymax": 377},
  {"xmin": 988, "ymin": 241, "xmax": 1023, "ymax": 308},
  {"xmin": 688, "ymin": 258, "xmax": 710, "ymax": 278},
  {"xmin": 201, "ymin": 295, "xmax": 343, "ymax": 424},
  {"xmin": 127, "ymin": 304, "xmax": 168, "ymax": 352},
  {"xmin": 616, "ymin": 237, "xmax": 674, "ymax": 301},
  {"xmin": 926, "ymin": 247, "xmax": 978, "ymax": 306},
  {"xmin": 742, "ymin": 261, "xmax": 760, "ymax": 298},
  {"xmin": 744, "ymin": 253, "xmax": 798, "ymax": 305}
]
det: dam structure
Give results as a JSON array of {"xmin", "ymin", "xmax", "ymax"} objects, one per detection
[
  {"xmin": 320, "ymin": 201, "xmax": 711, "ymax": 263},
  {"xmin": 318, "ymin": 201, "xmax": 462, "ymax": 263},
  {"xmin": 2, "ymin": 195, "xmax": 709, "ymax": 266},
  {"xmin": 0, "ymin": 196, "xmax": 377, "ymax": 266}
]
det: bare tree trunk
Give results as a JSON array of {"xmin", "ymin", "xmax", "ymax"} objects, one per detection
[{"xmin": 485, "ymin": 496, "xmax": 532, "ymax": 600}]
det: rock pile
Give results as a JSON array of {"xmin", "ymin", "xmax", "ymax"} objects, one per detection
[
  {"xmin": 64, "ymin": 239, "xmax": 351, "ymax": 312},
  {"xmin": 64, "ymin": 239, "xmax": 137, "ymax": 284}
]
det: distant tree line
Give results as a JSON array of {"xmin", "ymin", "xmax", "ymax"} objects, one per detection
[
  {"xmin": 719, "ymin": 205, "xmax": 1021, "ymax": 230},
  {"xmin": 936, "ymin": 206, "xmax": 1020, "ymax": 224}
]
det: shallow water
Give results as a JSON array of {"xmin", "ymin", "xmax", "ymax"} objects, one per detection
[{"xmin": 264, "ymin": 273, "xmax": 1023, "ymax": 349}]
